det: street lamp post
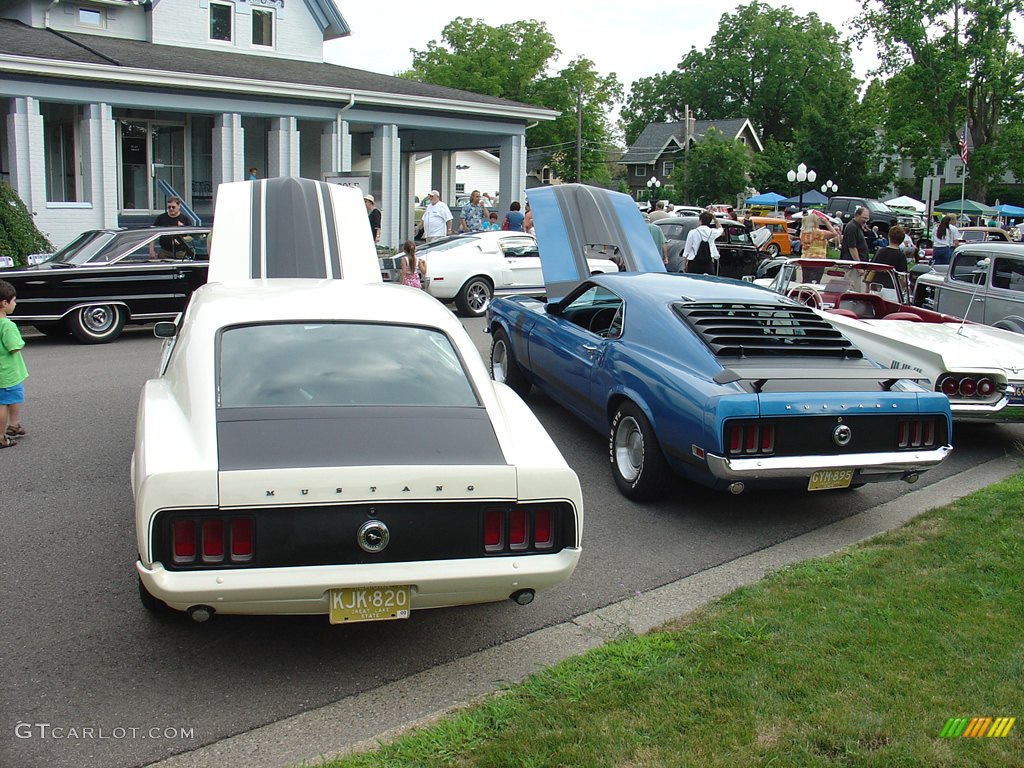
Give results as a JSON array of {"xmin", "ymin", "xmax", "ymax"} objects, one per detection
[
  {"xmin": 646, "ymin": 176, "xmax": 662, "ymax": 207},
  {"xmin": 821, "ymin": 179, "xmax": 838, "ymax": 206},
  {"xmin": 786, "ymin": 163, "xmax": 817, "ymax": 211}
]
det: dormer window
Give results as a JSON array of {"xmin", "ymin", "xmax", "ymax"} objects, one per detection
[
  {"xmin": 77, "ymin": 7, "xmax": 103, "ymax": 27},
  {"xmin": 252, "ymin": 8, "xmax": 274, "ymax": 47},
  {"xmin": 210, "ymin": 1, "xmax": 233, "ymax": 42}
]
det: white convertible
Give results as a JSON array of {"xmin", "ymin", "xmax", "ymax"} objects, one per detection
[
  {"xmin": 379, "ymin": 231, "xmax": 617, "ymax": 317},
  {"xmin": 131, "ymin": 178, "xmax": 583, "ymax": 622},
  {"xmin": 764, "ymin": 258, "xmax": 1024, "ymax": 422}
]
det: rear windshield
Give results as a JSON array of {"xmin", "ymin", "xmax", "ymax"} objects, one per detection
[{"xmin": 217, "ymin": 322, "xmax": 480, "ymax": 408}]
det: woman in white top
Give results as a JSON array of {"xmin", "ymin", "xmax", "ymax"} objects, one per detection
[
  {"xmin": 682, "ymin": 211, "xmax": 722, "ymax": 274},
  {"xmin": 931, "ymin": 215, "xmax": 962, "ymax": 266}
]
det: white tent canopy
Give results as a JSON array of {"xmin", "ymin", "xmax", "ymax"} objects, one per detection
[{"xmin": 884, "ymin": 195, "xmax": 926, "ymax": 211}]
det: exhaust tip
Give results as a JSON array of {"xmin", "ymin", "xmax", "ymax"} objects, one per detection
[
  {"xmin": 510, "ymin": 589, "xmax": 535, "ymax": 606},
  {"xmin": 187, "ymin": 605, "xmax": 215, "ymax": 623},
  {"xmin": 728, "ymin": 482, "xmax": 745, "ymax": 495},
  {"xmin": 903, "ymin": 472, "xmax": 920, "ymax": 484}
]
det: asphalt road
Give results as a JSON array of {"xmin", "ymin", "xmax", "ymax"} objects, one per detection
[{"xmin": 2, "ymin": 320, "xmax": 1022, "ymax": 768}]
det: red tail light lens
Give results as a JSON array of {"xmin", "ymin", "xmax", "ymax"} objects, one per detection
[
  {"xmin": 959, "ymin": 377, "xmax": 977, "ymax": 397},
  {"xmin": 230, "ymin": 518, "xmax": 253, "ymax": 560},
  {"xmin": 726, "ymin": 422, "xmax": 775, "ymax": 456},
  {"xmin": 534, "ymin": 509, "xmax": 553, "ymax": 548},
  {"xmin": 898, "ymin": 419, "xmax": 937, "ymax": 448},
  {"xmin": 202, "ymin": 519, "xmax": 225, "ymax": 562},
  {"xmin": 977, "ymin": 378, "xmax": 995, "ymax": 397},
  {"xmin": 509, "ymin": 509, "xmax": 527, "ymax": 548},
  {"xmin": 939, "ymin": 376, "xmax": 959, "ymax": 396},
  {"xmin": 172, "ymin": 520, "xmax": 196, "ymax": 563},
  {"xmin": 729, "ymin": 426, "xmax": 741, "ymax": 453},
  {"xmin": 484, "ymin": 510, "xmax": 502, "ymax": 549}
]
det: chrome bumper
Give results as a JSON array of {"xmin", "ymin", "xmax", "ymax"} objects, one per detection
[
  {"xmin": 950, "ymin": 396, "xmax": 1024, "ymax": 423},
  {"xmin": 705, "ymin": 446, "xmax": 953, "ymax": 482}
]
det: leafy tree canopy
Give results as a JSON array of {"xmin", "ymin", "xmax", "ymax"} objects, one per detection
[
  {"xmin": 671, "ymin": 128, "xmax": 752, "ymax": 206},
  {"xmin": 856, "ymin": 0, "xmax": 1024, "ymax": 200}
]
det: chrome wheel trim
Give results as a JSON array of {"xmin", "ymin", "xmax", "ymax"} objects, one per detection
[
  {"xmin": 492, "ymin": 339, "xmax": 509, "ymax": 383},
  {"xmin": 80, "ymin": 306, "xmax": 116, "ymax": 334},
  {"xmin": 614, "ymin": 415, "xmax": 644, "ymax": 482},
  {"xmin": 467, "ymin": 282, "xmax": 490, "ymax": 313}
]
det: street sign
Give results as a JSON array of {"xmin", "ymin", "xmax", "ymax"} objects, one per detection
[{"xmin": 922, "ymin": 176, "xmax": 941, "ymax": 204}]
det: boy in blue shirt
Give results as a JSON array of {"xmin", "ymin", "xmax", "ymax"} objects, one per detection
[{"xmin": 0, "ymin": 279, "xmax": 28, "ymax": 448}]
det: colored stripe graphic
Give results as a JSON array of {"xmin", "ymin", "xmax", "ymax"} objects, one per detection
[{"xmin": 940, "ymin": 717, "xmax": 1015, "ymax": 738}]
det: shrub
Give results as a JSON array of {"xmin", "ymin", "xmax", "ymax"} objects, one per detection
[{"xmin": 0, "ymin": 181, "xmax": 53, "ymax": 266}]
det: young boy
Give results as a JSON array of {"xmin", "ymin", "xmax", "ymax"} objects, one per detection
[{"xmin": 0, "ymin": 279, "xmax": 28, "ymax": 448}]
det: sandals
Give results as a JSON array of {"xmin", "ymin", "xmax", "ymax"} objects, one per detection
[
  {"xmin": 6, "ymin": 424, "xmax": 26, "ymax": 438},
  {"xmin": 0, "ymin": 436, "xmax": 16, "ymax": 449}
]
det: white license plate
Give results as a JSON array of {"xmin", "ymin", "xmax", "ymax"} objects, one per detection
[
  {"xmin": 1010, "ymin": 382, "xmax": 1024, "ymax": 405},
  {"xmin": 808, "ymin": 468, "xmax": 854, "ymax": 491},
  {"xmin": 328, "ymin": 585, "xmax": 411, "ymax": 624}
]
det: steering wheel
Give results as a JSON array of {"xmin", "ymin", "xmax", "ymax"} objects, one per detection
[
  {"xmin": 787, "ymin": 286, "xmax": 823, "ymax": 309},
  {"xmin": 589, "ymin": 308, "xmax": 616, "ymax": 336}
]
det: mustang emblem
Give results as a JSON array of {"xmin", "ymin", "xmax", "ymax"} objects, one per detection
[
  {"xmin": 832, "ymin": 423, "xmax": 853, "ymax": 447},
  {"xmin": 357, "ymin": 520, "xmax": 390, "ymax": 553}
]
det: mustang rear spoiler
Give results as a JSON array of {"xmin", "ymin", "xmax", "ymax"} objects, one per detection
[{"xmin": 714, "ymin": 367, "xmax": 928, "ymax": 393}]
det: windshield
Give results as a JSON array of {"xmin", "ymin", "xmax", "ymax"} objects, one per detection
[
  {"xmin": 46, "ymin": 230, "xmax": 118, "ymax": 265},
  {"xmin": 217, "ymin": 322, "xmax": 480, "ymax": 408},
  {"xmin": 866, "ymin": 200, "xmax": 893, "ymax": 213}
]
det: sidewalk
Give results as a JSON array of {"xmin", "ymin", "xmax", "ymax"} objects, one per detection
[{"xmin": 149, "ymin": 455, "xmax": 1021, "ymax": 768}]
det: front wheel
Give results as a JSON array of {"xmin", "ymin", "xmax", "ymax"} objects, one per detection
[
  {"xmin": 455, "ymin": 277, "xmax": 493, "ymax": 317},
  {"xmin": 490, "ymin": 329, "xmax": 531, "ymax": 397},
  {"xmin": 68, "ymin": 304, "xmax": 125, "ymax": 344},
  {"xmin": 609, "ymin": 402, "xmax": 670, "ymax": 501},
  {"xmin": 765, "ymin": 242, "xmax": 781, "ymax": 258}
]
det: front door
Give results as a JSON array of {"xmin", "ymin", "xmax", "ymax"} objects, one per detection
[{"xmin": 119, "ymin": 120, "xmax": 187, "ymax": 214}]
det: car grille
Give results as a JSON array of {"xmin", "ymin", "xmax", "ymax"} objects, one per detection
[
  {"xmin": 675, "ymin": 302, "xmax": 862, "ymax": 359},
  {"xmin": 152, "ymin": 501, "xmax": 577, "ymax": 570}
]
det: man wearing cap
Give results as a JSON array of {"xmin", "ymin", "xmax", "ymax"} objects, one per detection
[
  {"xmin": 364, "ymin": 194, "xmax": 381, "ymax": 243},
  {"xmin": 422, "ymin": 190, "xmax": 453, "ymax": 242}
]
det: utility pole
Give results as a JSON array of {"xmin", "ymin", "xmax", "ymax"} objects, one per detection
[
  {"xmin": 575, "ymin": 88, "xmax": 582, "ymax": 183},
  {"xmin": 683, "ymin": 104, "xmax": 691, "ymax": 205}
]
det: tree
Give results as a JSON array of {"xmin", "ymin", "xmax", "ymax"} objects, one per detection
[
  {"xmin": 671, "ymin": 128, "xmax": 751, "ymax": 206},
  {"xmin": 622, "ymin": 2, "xmax": 858, "ymax": 147},
  {"xmin": 404, "ymin": 18, "xmax": 621, "ymax": 186},
  {"xmin": 856, "ymin": 0, "xmax": 1024, "ymax": 200}
]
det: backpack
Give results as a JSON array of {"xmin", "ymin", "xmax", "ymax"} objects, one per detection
[{"xmin": 691, "ymin": 231, "xmax": 715, "ymax": 274}]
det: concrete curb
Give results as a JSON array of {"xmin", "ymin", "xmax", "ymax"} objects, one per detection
[{"xmin": 148, "ymin": 456, "xmax": 1020, "ymax": 768}]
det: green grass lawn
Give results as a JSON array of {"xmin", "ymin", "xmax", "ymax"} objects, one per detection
[{"xmin": 322, "ymin": 474, "xmax": 1024, "ymax": 768}]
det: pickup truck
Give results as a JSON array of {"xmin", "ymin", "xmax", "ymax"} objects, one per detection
[{"xmin": 913, "ymin": 242, "xmax": 1024, "ymax": 332}]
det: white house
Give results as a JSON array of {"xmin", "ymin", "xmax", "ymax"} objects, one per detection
[
  {"xmin": 0, "ymin": 0, "xmax": 555, "ymax": 247},
  {"xmin": 414, "ymin": 150, "xmax": 500, "ymax": 203}
]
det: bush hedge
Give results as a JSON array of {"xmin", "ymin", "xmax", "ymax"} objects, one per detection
[{"xmin": 0, "ymin": 181, "xmax": 53, "ymax": 266}]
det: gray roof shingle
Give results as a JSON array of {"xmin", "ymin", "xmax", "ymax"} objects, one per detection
[{"xmin": 620, "ymin": 119, "xmax": 754, "ymax": 163}]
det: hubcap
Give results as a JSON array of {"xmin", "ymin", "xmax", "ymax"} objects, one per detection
[
  {"xmin": 82, "ymin": 306, "xmax": 115, "ymax": 333},
  {"xmin": 492, "ymin": 340, "xmax": 508, "ymax": 382},
  {"xmin": 614, "ymin": 416, "xmax": 644, "ymax": 482},
  {"xmin": 468, "ymin": 283, "xmax": 490, "ymax": 313}
]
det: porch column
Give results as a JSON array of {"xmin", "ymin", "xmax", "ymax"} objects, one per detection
[
  {"xmin": 7, "ymin": 97, "xmax": 45, "ymax": 215},
  {"xmin": 399, "ymin": 151, "xmax": 416, "ymax": 241},
  {"xmin": 371, "ymin": 123, "xmax": 400, "ymax": 247},
  {"xmin": 430, "ymin": 151, "xmax": 456, "ymax": 209},
  {"xmin": 321, "ymin": 115, "xmax": 352, "ymax": 176},
  {"xmin": 81, "ymin": 103, "xmax": 118, "ymax": 228},
  {"xmin": 268, "ymin": 116, "xmax": 299, "ymax": 177},
  {"xmin": 498, "ymin": 134, "xmax": 527, "ymax": 220},
  {"xmin": 212, "ymin": 113, "xmax": 245, "ymax": 197}
]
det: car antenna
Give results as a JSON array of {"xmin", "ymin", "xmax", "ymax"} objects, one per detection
[{"xmin": 956, "ymin": 257, "xmax": 989, "ymax": 336}]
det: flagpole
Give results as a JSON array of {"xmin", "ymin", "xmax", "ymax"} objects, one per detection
[{"xmin": 958, "ymin": 121, "xmax": 968, "ymax": 222}]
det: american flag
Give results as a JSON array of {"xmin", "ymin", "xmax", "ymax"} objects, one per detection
[{"xmin": 959, "ymin": 122, "xmax": 969, "ymax": 166}]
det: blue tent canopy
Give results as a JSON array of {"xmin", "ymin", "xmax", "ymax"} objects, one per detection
[
  {"xmin": 778, "ymin": 189, "xmax": 829, "ymax": 206},
  {"xmin": 745, "ymin": 192, "xmax": 786, "ymax": 206},
  {"xmin": 996, "ymin": 203, "xmax": 1024, "ymax": 217}
]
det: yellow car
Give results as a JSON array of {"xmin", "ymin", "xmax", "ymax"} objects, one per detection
[{"xmin": 750, "ymin": 216, "xmax": 792, "ymax": 257}]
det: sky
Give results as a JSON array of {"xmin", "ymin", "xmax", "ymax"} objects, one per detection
[{"xmin": 324, "ymin": 0, "xmax": 880, "ymax": 99}]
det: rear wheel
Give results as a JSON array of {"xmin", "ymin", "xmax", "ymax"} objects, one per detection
[
  {"xmin": 455, "ymin": 277, "xmax": 493, "ymax": 317},
  {"xmin": 68, "ymin": 304, "xmax": 125, "ymax": 344},
  {"xmin": 138, "ymin": 576, "xmax": 170, "ymax": 614},
  {"xmin": 609, "ymin": 402, "xmax": 670, "ymax": 501},
  {"xmin": 490, "ymin": 329, "xmax": 531, "ymax": 397}
]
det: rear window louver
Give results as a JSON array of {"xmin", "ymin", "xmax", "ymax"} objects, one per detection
[{"xmin": 675, "ymin": 302, "xmax": 863, "ymax": 359}]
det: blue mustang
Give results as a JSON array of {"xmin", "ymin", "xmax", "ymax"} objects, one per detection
[{"xmin": 486, "ymin": 185, "xmax": 953, "ymax": 500}]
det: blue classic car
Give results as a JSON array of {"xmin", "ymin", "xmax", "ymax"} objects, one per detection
[{"xmin": 486, "ymin": 185, "xmax": 954, "ymax": 500}]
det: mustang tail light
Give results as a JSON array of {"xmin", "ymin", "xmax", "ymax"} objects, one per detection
[
  {"xmin": 897, "ymin": 418, "xmax": 937, "ymax": 449},
  {"xmin": 726, "ymin": 422, "xmax": 775, "ymax": 457},
  {"xmin": 169, "ymin": 516, "xmax": 254, "ymax": 565},
  {"xmin": 937, "ymin": 374, "xmax": 1000, "ymax": 400},
  {"xmin": 484, "ymin": 507, "xmax": 557, "ymax": 553}
]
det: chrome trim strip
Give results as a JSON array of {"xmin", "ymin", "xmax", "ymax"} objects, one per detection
[{"xmin": 705, "ymin": 445, "xmax": 953, "ymax": 480}]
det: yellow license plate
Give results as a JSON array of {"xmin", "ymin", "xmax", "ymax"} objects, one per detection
[
  {"xmin": 328, "ymin": 585, "xmax": 412, "ymax": 624},
  {"xmin": 808, "ymin": 468, "xmax": 854, "ymax": 491}
]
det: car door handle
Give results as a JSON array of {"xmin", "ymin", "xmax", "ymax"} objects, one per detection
[
  {"xmin": 175, "ymin": 270, "xmax": 188, "ymax": 278},
  {"xmin": 581, "ymin": 343, "xmax": 600, "ymax": 354}
]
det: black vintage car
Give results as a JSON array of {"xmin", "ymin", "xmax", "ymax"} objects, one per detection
[
  {"xmin": 0, "ymin": 227, "xmax": 210, "ymax": 343},
  {"xmin": 653, "ymin": 216, "xmax": 765, "ymax": 278}
]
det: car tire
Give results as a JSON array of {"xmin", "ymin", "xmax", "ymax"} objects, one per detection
[
  {"xmin": 455, "ymin": 276, "xmax": 493, "ymax": 317},
  {"xmin": 68, "ymin": 304, "xmax": 125, "ymax": 344},
  {"xmin": 138, "ymin": 576, "xmax": 171, "ymax": 615},
  {"xmin": 33, "ymin": 322, "xmax": 68, "ymax": 337},
  {"xmin": 490, "ymin": 328, "xmax": 531, "ymax": 397},
  {"xmin": 765, "ymin": 242, "xmax": 781, "ymax": 258},
  {"xmin": 609, "ymin": 402, "xmax": 670, "ymax": 501}
]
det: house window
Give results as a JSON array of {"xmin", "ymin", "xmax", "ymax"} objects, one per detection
[
  {"xmin": 455, "ymin": 183, "xmax": 466, "ymax": 193},
  {"xmin": 210, "ymin": 1, "xmax": 233, "ymax": 42},
  {"xmin": 662, "ymin": 161, "xmax": 674, "ymax": 176},
  {"xmin": 252, "ymin": 8, "xmax": 273, "ymax": 47},
  {"xmin": 634, "ymin": 165, "xmax": 646, "ymax": 177},
  {"xmin": 43, "ymin": 103, "xmax": 81, "ymax": 203},
  {"xmin": 77, "ymin": 7, "xmax": 103, "ymax": 27}
]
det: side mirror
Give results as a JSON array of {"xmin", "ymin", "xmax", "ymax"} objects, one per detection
[
  {"xmin": 545, "ymin": 301, "xmax": 563, "ymax": 316},
  {"xmin": 154, "ymin": 321, "xmax": 177, "ymax": 338}
]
